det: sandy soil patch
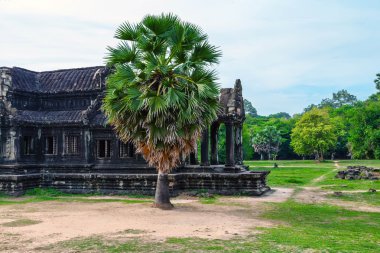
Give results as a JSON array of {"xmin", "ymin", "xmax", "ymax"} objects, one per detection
[{"xmin": 0, "ymin": 189, "xmax": 291, "ymax": 252}]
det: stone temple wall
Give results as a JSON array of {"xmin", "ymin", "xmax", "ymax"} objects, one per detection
[
  {"xmin": 0, "ymin": 164, "xmax": 270, "ymax": 196},
  {"xmin": 0, "ymin": 66, "xmax": 271, "ymax": 196}
]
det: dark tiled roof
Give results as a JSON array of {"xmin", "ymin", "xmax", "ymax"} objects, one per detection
[
  {"xmin": 11, "ymin": 66, "xmax": 107, "ymax": 93},
  {"xmin": 11, "ymin": 68, "xmax": 38, "ymax": 92},
  {"xmin": 15, "ymin": 110, "xmax": 85, "ymax": 125}
]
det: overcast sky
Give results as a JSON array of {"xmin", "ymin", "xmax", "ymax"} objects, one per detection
[{"xmin": 1, "ymin": 0, "xmax": 379, "ymax": 115}]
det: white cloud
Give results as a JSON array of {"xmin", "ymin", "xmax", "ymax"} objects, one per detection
[{"xmin": 1, "ymin": 0, "xmax": 380, "ymax": 115}]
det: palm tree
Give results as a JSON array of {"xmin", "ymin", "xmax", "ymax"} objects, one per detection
[{"xmin": 103, "ymin": 13, "xmax": 221, "ymax": 209}]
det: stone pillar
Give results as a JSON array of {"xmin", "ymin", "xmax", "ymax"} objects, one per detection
[
  {"xmin": 234, "ymin": 124, "xmax": 243, "ymax": 165},
  {"xmin": 210, "ymin": 122, "xmax": 219, "ymax": 165},
  {"xmin": 225, "ymin": 122, "xmax": 235, "ymax": 167},
  {"xmin": 128, "ymin": 142, "xmax": 135, "ymax": 158},
  {"xmin": 83, "ymin": 128, "xmax": 92, "ymax": 163},
  {"xmin": 10, "ymin": 127, "xmax": 19, "ymax": 161},
  {"xmin": 36, "ymin": 128, "xmax": 43, "ymax": 162},
  {"xmin": 200, "ymin": 128, "xmax": 209, "ymax": 166},
  {"xmin": 189, "ymin": 142, "xmax": 198, "ymax": 165}
]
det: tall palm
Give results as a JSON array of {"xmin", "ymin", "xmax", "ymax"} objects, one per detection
[{"xmin": 103, "ymin": 13, "xmax": 221, "ymax": 209}]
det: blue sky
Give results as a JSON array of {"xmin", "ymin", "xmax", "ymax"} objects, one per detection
[{"xmin": 1, "ymin": 0, "xmax": 379, "ymax": 115}]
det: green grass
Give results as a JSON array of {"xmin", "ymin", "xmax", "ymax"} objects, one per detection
[
  {"xmin": 245, "ymin": 159, "xmax": 380, "ymax": 168},
  {"xmin": 246, "ymin": 159, "xmax": 380, "ymax": 190},
  {"xmin": 315, "ymin": 173, "xmax": 380, "ymax": 191},
  {"xmin": 250, "ymin": 166, "xmax": 332, "ymax": 187},
  {"xmin": 328, "ymin": 191, "xmax": 380, "ymax": 206},
  {"xmin": 337, "ymin": 160, "xmax": 380, "ymax": 168},
  {"xmin": 38, "ymin": 201, "xmax": 380, "ymax": 253},
  {"xmin": 0, "ymin": 188, "xmax": 152, "ymax": 205},
  {"xmin": 258, "ymin": 201, "xmax": 380, "ymax": 252},
  {"xmin": 245, "ymin": 160, "xmax": 335, "ymax": 168}
]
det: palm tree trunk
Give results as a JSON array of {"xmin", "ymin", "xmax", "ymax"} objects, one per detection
[{"xmin": 153, "ymin": 172, "xmax": 174, "ymax": 210}]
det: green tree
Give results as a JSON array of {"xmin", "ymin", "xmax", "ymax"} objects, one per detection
[
  {"xmin": 370, "ymin": 73, "xmax": 380, "ymax": 101},
  {"xmin": 304, "ymin": 104, "xmax": 317, "ymax": 113},
  {"xmin": 268, "ymin": 112, "xmax": 291, "ymax": 119},
  {"xmin": 347, "ymin": 100, "xmax": 380, "ymax": 159},
  {"xmin": 252, "ymin": 126, "xmax": 282, "ymax": 160},
  {"xmin": 332, "ymin": 89, "xmax": 358, "ymax": 107},
  {"xmin": 103, "ymin": 13, "xmax": 221, "ymax": 209},
  {"xmin": 244, "ymin": 99, "xmax": 258, "ymax": 117},
  {"xmin": 319, "ymin": 98, "xmax": 335, "ymax": 108},
  {"xmin": 305, "ymin": 89, "xmax": 358, "ymax": 112},
  {"xmin": 291, "ymin": 108, "xmax": 337, "ymax": 161},
  {"xmin": 375, "ymin": 73, "xmax": 380, "ymax": 92}
]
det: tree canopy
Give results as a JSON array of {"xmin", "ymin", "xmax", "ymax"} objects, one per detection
[
  {"xmin": 252, "ymin": 126, "xmax": 282, "ymax": 160},
  {"xmin": 291, "ymin": 108, "xmax": 338, "ymax": 161},
  {"xmin": 243, "ymin": 99, "xmax": 258, "ymax": 117}
]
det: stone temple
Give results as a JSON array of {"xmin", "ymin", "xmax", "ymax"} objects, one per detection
[{"xmin": 0, "ymin": 66, "xmax": 270, "ymax": 196}]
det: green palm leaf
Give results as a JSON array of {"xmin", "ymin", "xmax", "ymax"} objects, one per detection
[{"xmin": 103, "ymin": 13, "xmax": 221, "ymax": 175}]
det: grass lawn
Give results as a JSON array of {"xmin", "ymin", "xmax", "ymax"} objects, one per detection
[
  {"xmin": 328, "ymin": 191, "xmax": 380, "ymax": 206},
  {"xmin": 337, "ymin": 160, "xmax": 380, "ymax": 168},
  {"xmin": 0, "ymin": 188, "xmax": 152, "ymax": 205},
  {"xmin": 246, "ymin": 160, "xmax": 334, "ymax": 187},
  {"xmin": 315, "ymin": 174, "xmax": 380, "ymax": 191},
  {"xmin": 251, "ymin": 166, "xmax": 332, "ymax": 187},
  {"xmin": 247, "ymin": 159, "xmax": 380, "ymax": 190},
  {"xmin": 245, "ymin": 160, "xmax": 335, "ymax": 168}
]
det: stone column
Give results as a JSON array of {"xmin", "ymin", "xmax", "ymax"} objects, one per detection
[
  {"xmin": 128, "ymin": 142, "xmax": 135, "ymax": 158},
  {"xmin": 36, "ymin": 128, "xmax": 43, "ymax": 162},
  {"xmin": 234, "ymin": 124, "xmax": 243, "ymax": 165},
  {"xmin": 225, "ymin": 122, "xmax": 235, "ymax": 167},
  {"xmin": 189, "ymin": 142, "xmax": 198, "ymax": 165},
  {"xmin": 83, "ymin": 128, "xmax": 92, "ymax": 163},
  {"xmin": 210, "ymin": 122, "xmax": 219, "ymax": 165},
  {"xmin": 200, "ymin": 128, "xmax": 209, "ymax": 166}
]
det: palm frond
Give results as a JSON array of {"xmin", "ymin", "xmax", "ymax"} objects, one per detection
[
  {"xmin": 106, "ymin": 42, "xmax": 138, "ymax": 66},
  {"xmin": 115, "ymin": 22, "xmax": 140, "ymax": 41},
  {"xmin": 190, "ymin": 42, "xmax": 222, "ymax": 65}
]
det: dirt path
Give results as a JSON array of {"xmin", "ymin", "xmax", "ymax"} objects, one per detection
[
  {"xmin": 310, "ymin": 161, "xmax": 341, "ymax": 185},
  {"xmin": 291, "ymin": 161, "xmax": 380, "ymax": 213},
  {"xmin": 0, "ymin": 189, "xmax": 293, "ymax": 253}
]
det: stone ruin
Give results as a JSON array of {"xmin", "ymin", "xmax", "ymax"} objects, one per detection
[
  {"xmin": 336, "ymin": 166, "xmax": 380, "ymax": 180},
  {"xmin": 0, "ymin": 66, "xmax": 271, "ymax": 196}
]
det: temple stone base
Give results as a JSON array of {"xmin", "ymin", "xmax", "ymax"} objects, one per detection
[{"xmin": 0, "ymin": 164, "xmax": 270, "ymax": 196}]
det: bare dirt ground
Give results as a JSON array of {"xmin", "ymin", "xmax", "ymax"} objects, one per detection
[{"xmin": 0, "ymin": 188, "xmax": 293, "ymax": 253}]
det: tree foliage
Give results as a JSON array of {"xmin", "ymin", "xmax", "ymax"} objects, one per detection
[
  {"xmin": 307, "ymin": 89, "xmax": 358, "ymax": 110},
  {"xmin": 269, "ymin": 112, "xmax": 291, "ymax": 119},
  {"xmin": 103, "ymin": 13, "xmax": 221, "ymax": 173},
  {"xmin": 291, "ymin": 108, "xmax": 338, "ymax": 161},
  {"xmin": 375, "ymin": 73, "xmax": 380, "ymax": 92},
  {"xmin": 252, "ymin": 126, "xmax": 282, "ymax": 160},
  {"xmin": 243, "ymin": 99, "xmax": 258, "ymax": 117},
  {"xmin": 347, "ymin": 100, "xmax": 380, "ymax": 159}
]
